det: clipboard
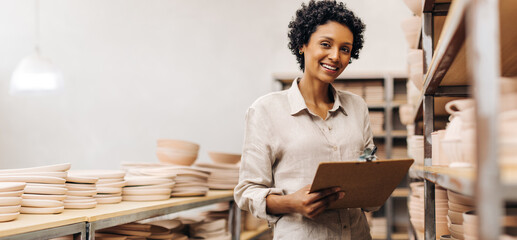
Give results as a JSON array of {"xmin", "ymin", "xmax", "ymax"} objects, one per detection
[{"xmin": 309, "ymin": 159, "xmax": 414, "ymax": 209}]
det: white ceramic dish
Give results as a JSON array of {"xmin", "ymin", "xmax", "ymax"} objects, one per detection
[
  {"xmin": 94, "ymin": 192, "xmax": 122, "ymax": 197},
  {"xmin": 191, "ymin": 218, "xmax": 226, "ymax": 232},
  {"xmin": 24, "ymin": 185, "xmax": 67, "ymax": 195},
  {"xmin": 66, "ymin": 189, "xmax": 97, "ymax": 197},
  {"xmin": 65, "ymin": 196, "xmax": 93, "ymax": 200},
  {"xmin": 66, "ymin": 175, "xmax": 98, "ymax": 184},
  {"xmin": 20, "ymin": 206, "xmax": 64, "ymax": 214},
  {"xmin": 95, "ymin": 196, "xmax": 122, "ymax": 204},
  {"xmin": 96, "ymin": 187, "xmax": 122, "ymax": 194},
  {"xmin": 0, "ymin": 190, "xmax": 24, "ymax": 197},
  {"xmin": 21, "ymin": 199, "xmax": 64, "ymax": 208},
  {"xmin": 26, "ymin": 183, "xmax": 66, "ymax": 188},
  {"xmin": 170, "ymin": 191, "xmax": 207, "ymax": 197},
  {"xmin": 97, "ymin": 178, "xmax": 124, "ymax": 184},
  {"xmin": 96, "ymin": 181, "xmax": 126, "ymax": 188},
  {"xmin": 22, "ymin": 194, "xmax": 67, "ymax": 201},
  {"xmin": 64, "ymin": 201, "xmax": 97, "ymax": 209},
  {"xmin": 0, "ymin": 175, "xmax": 66, "ymax": 184},
  {"xmin": 195, "ymin": 162, "xmax": 239, "ymax": 170},
  {"xmin": 122, "ymin": 194, "xmax": 170, "ymax": 201},
  {"xmin": 122, "ymin": 188, "xmax": 171, "ymax": 196},
  {"xmin": 0, "ymin": 205, "xmax": 21, "ymax": 214},
  {"xmin": 124, "ymin": 183, "xmax": 174, "ymax": 190},
  {"xmin": 0, "ymin": 182, "xmax": 26, "ymax": 192},
  {"xmin": 68, "ymin": 170, "xmax": 125, "ymax": 179},
  {"xmin": 125, "ymin": 177, "xmax": 172, "ymax": 186},
  {"xmin": 0, "ymin": 163, "xmax": 71, "ymax": 174},
  {"xmin": 65, "ymin": 183, "xmax": 97, "ymax": 191},
  {"xmin": 0, "ymin": 212, "xmax": 19, "ymax": 222},
  {"xmin": 64, "ymin": 198, "xmax": 96, "ymax": 203},
  {"xmin": 0, "ymin": 197, "xmax": 22, "ymax": 206},
  {"xmin": 0, "ymin": 171, "xmax": 67, "ymax": 179}
]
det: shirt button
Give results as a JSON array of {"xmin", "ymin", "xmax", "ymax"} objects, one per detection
[
  {"xmin": 333, "ymin": 146, "xmax": 338, "ymax": 151},
  {"xmin": 343, "ymin": 225, "xmax": 347, "ymax": 229}
]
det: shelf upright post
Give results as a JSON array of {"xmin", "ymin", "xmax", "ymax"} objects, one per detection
[
  {"xmin": 423, "ymin": 95, "xmax": 435, "ymax": 240},
  {"xmin": 466, "ymin": 0, "xmax": 503, "ymax": 239},
  {"xmin": 229, "ymin": 200, "xmax": 242, "ymax": 240},
  {"xmin": 422, "ymin": 12, "xmax": 434, "ymax": 72}
]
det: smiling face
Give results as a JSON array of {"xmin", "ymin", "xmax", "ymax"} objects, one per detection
[{"xmin": 301, "ymin": 21, "xmax": 354, "ymax": 84}]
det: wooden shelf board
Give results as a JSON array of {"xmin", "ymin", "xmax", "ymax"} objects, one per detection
[
  {"xmin": 500, "ymin": 0, "xmax": 517, "ymax": 77},
  {"xmin": 240, "ymin": 224, "xmax": 270, "ymax": 240},
  {"xmin": 0, "ymin": 209, "xmax": 87, "ymax": 238}
]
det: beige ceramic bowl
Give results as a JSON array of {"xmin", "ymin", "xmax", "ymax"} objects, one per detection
[
  {"xmin": 207, "ymin": 152, "xmax": 241, "ymax": 164},
  {"xmin": 157, "ymin": 139, "xmax": 200, "ymax": 152},
  {"xmin": 156, "ymin": 149, "xmax": 197, "ymax": 166}
]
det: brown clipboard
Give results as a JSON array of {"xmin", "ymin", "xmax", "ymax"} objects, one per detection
[{"xmin": 309, "ymin": 159, "xmax": 414, "ymax": 209}]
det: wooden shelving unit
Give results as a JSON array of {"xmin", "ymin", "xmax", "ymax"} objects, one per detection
[
  {"xmin": 0, "ymin": 190, "xmax": 235, "ymax": 240},
  {"xmin": 408, "ymin": 0, "xmax": 517, "ymax": 239}
]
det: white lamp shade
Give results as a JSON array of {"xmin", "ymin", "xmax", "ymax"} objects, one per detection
[{"xmin": 10, "ymin": 51, "xmax": 63, "ymax": 94}]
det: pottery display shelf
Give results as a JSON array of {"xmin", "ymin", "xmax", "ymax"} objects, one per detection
[
  {"xmin": 409, "ymin": 165, "xmax": 517, "ymax": 200},
  {"xmin": 0, "ymin": 190, "xmax": 234, "ymax": 240}
]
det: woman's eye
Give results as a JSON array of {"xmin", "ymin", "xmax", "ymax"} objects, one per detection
[
  {"xmin": 320, "ymin": 42, "xmax": 330, "ymax": 48},
  {"xmin": 341, "ymin": 48, "xmax": 350, "ymax": 53}
]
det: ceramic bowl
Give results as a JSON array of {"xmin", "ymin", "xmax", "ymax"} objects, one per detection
[
  {"xmin": 0, "ymin": 212, "xmax": 19, "ymax": 222},
  {"xmin": 448, "ymin": 210, "xmax": 464, "ymax": 224},
  {"xmin": 0, "ymin": 163, "xmax": 71, "ymax": 174},
  {"xmin": 448, "ymin": 190, "xmax": 475, "ymax": 206},
  {"xmin": 0, "ymin": 197, "xmax": 22, "ymax": 206},
  {"xmin": 400, "ymin": 16, "xmax": 422, "ymax": 49},
  {"xmin": 207, "ymin": 152, "xmax": 241, "ymax": 164},
  {"xmin": 450, "ymin": 202, "xmax": 475, "ymax": 213},
  {"xmin": 0, "ymin": 205, "xmax": 21, "ymax": 214},
  {"xmin": 0, "ymin": 190, "xmax": 23, "ymax": 197},
  {"xmin": 157, "ymin": 139, "xmax": 200, "ymax": 152},
  {"xmin": 156, "ymin": 148, "xmax": 197, "ymax": 166}
]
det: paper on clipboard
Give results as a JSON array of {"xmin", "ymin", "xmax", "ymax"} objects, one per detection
[{"xmin": 309, "ymin": 159, "xmax": 414, "ymax": 209}]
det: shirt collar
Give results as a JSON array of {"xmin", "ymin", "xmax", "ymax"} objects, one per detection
[{"xmin": 287, "ymin": 78, "xmax": 348, "ymax": 116}]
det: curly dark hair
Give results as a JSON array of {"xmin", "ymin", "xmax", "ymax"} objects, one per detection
[{"xmin": 288, "ymin": 0, "xmax": 366, "ymax": 71}]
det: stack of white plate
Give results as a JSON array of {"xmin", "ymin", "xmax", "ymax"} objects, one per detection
[
  {"xmin": 0, "ymin": 163, "xmax": 71, "ymax": 214},
  {"xmin": 447, "ymin": 190, "xmax": 475, "ymax": 239},
  {"xmin": 122, "ymin": 176, "xmax": 173, "ymax": 201},
  {"xmin": 0, "ymin": 182, "xmax": 25, "ymax": 222},
  {"xmin": 68, "ymin": 170, "xmax": 126, "ymax": 204},
  {"xmin": 147, "ymin": 219, "xmax": 188, "ymax": 239},
  {"xmin": 202, "ymin": 202, "xmax": 230, "ymax": 221},
  {"xmin": 195, "ymin": 163, "xmax": 239, "ymax": 190},
  {"xmin": 435, "ymin": 186, "xmax": 450, "ymax": 238},
  {"xmin": 168, "ymin": 167, "xmax": 209, "ymax": 197},
  {"xmin": 64, "ymin": 174, "xmax": 98, "ymax": 209},
  {"xmin": 190, "ymin": 218, "xmax": 230, "ymax": 240}
]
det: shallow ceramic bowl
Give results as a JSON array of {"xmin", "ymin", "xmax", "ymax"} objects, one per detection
[
  {"xmin": 447, "ymin": 190, "xmax": 475, "ymax": 206},
  {"xmin": 157, "ymin": 149, "xmax": 197, "ymax": 166},
  {"xmin": 207, "ymin": 152, "xmax": 241, "ymax": 164}
]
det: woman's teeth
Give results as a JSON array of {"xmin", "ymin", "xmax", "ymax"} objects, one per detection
[{"xmin": 322, "ymin": 63, "xmax": 337, "ymax": 71}]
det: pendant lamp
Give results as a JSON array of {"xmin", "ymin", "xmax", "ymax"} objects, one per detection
[{"xmin": 10, "ymin": 0, "xmax": 63, "ymax": 95}]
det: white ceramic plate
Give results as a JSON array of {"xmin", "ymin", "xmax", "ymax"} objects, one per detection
[
  {"xmin": 65, "ymin": 196, "xmax": 94, "ymax": 200},
  {"xmin": 170, "ymin": 191, "xmax": 207, "ymax": 197},
  {"xmin": 0, "ymin": 190, "xmax": 23, "ymax": 197},
  {"xmin": 0, "ymin": 205, "xmax": 21, "ymax": 214},
  {"xmin": 26, "ymin": 183, "xmax": 66, "ymax": 188},
  {"xmin": 0, "ymin": 197, "xmax": 22, "ymax": 206},
  {"xmin": 94, "ymin": 192, "xmax": 122, "ymax": 197},
  {"xmin": 0, "ymin": 212, "xmax": 19, "ymax": 222},
  {"xmin": 0, "ymin": 176, "xmax": 66, "ymax": 184},
  {"xmin": 0, "ymin": 163, "xmax": 71, "ymax": 174},
  {"xmin": 97, "ymin": 187, "xmax": 122, "ymax": 194},
  {"xmin": 22, "ymin": 194, "xmax": 67, "ymax": 201},
  {"xmin": 0, "ymin": 182, "xmax": 26, "ymax": 192},
  {"xmin": 125, "ymin": 177, "xmax": 173, "ymax": 186},
  {"xmin": 124, "ymin": 183, "xmax": 174, "ymax": 190},
  {"xmin": 95, "ymin": 196, "xmax": 122, "ymax": 204},
  {"xmin": 21, "ymin": 199, "xmax": 64, "ymax": 208},
  {"xmin": 148, "ymin": 219, "xmax": 183, "ymax": 231},
  {"xmin": 122, "ymin": 188, "xmax": 171, "ymax": 196},
  {"xmin": 0, "ymin": 171, "xmax": 67, "ymax": 179},
  {"xmin": 96, "ymin": 181, "xmax": 126, "ymax": 188},
  {"xmin": 66, "ymin": 175, "xmax": 98, "ymax": 184},
  {"xmin": 63, "ymin": 198, "xmax": 96, "ymax": 203},
  {"xmin": 68, "ymin": 170, "xmax": 125, "ymax": 179},
  {"xmin": 96, "ymin": 178, "xmax": 124, "ymax": 184},
  {"xmin": 20, "ymin": 206, "xmax": 64, "ymax": 214},
  {"xmin": 64, "ymin": 201, "xmax": 97, "ymax": 209},
  {"xmin": 24, "ymin": 185, "xmax": 67, "ymax": 195},
  {"xmin": 195, "ymin": 162, "xmax": 239, "ymax": 170},
  {"xmin": 66, "ymin": 189, "xmax": 97, "ymax": 197},
  {"xmin": 122, "ymin": 194, "xmax": 170, "ymax": 201},
  {"xmin": 65, "ymin": 183, "xmax": 96, "ymax": 191}
]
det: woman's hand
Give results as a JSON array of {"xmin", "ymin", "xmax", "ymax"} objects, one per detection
[
  {"xmin": 290, "ymin": 184, "xmax": 345, "ymax": 219},
  {"xmin": 266, "ymin": 184, "xmax": 345, "ymax": 219}
]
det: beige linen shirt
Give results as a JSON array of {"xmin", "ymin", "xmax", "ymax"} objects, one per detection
[{"xmin": 234, "ymin": 79, "xmax": 376, "ymax": 240}]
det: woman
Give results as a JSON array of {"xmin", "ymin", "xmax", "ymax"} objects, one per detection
[{"xmin": 234, "ymin": 1, "xmax": 375, "ymax": 239}]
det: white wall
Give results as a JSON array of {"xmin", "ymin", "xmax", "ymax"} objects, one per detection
[{"xmin": 0, "ymin": 0, "xmax": 412, "ymax": 170}]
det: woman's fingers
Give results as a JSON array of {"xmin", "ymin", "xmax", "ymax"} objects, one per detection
[
  {"xmin": 306, "ymin": 187, "xmax": 341, "ymax": 204},
  {"xmin": 305, "ymin": 191, "xmax": 345, "ymax": 219}
]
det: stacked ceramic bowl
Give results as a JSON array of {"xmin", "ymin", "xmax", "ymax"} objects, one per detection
[
  {"xmin": 0, "ymin": 182, "xmax": 25, "ymax": 222},
  {"xmin": 156, "ymin": 139, "xmax": 200, "ymax": 166},
  {"xmin": 409, "ymin": 182, "xmax": 449, "ymax": 236},
  {"xmin": 68, "ymin": 170, "xmax": 126, "ymax": 204},
  {"xmin": 64, "ymin": 174, "xmax": 98, "ymax": 209},
  {"xmin": 435, "ymin": 186, "xmax": 450, "ymax": 238},
  {"xmin": 0, "ymin": 163, "xmax": 71, "ymax": 214},
  {"xmin": 190, "ymin": 218, "xmax": 230, "ymax": 240},
  {"xmin": 122, "ymin": 176, "xmax": 173, "ymax": 201},
  {"xmin": 461, "ymin": 208, "xmax": 517, "ymax": 240},
  {"xmin": 202, "ymin": 202, "xmax": 231, "ymax": 221},
  {"xmin": 408, "ymin": 135, "xmax": 424, "ymax": 165},
  {"xmin": 447, "ymin": 190, "xmax": 475, "ymax": 239},
  {"xmin": 169, "ymin": 167, "xmax": 209, "ymax": 197},
  {"xmin": 195, "ymin": 162, "xmax": 239, "ymax": 190},
  {"xmin": 401, "ymin": 16, "xmax": 422, "ymax": 49},
  {"xmin": 207, "ymin": 152, "xmax": 241, "ymax": 165}
]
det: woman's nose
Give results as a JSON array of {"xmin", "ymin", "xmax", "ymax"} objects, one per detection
[{"xmin": 328, "ymin": 48, "xmax": 340, "ymax": 62}]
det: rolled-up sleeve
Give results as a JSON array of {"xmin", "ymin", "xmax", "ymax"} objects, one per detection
[{"xmin": 234, "ymin": 106, "xmax": 284, "ymax": 223}]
